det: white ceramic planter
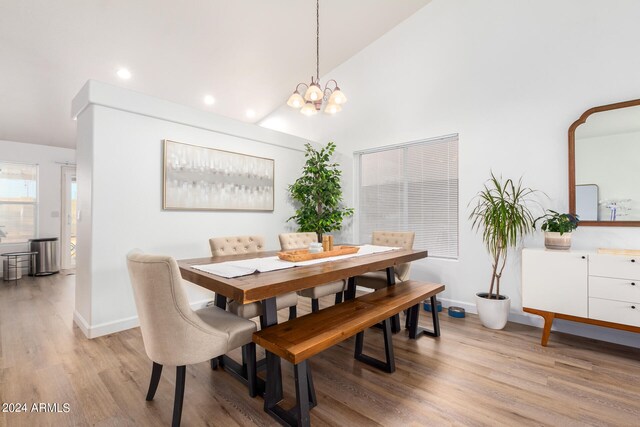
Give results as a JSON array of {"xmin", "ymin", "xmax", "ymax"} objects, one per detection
[
  {"xmin": 544, "ymin": 231, "xmax": 572, "ymax": 250},
  {"xmin": 475, "ymin": 293, "xmax": 511, "ymax": 330}
]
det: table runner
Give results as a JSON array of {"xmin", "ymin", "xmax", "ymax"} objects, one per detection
[{"xmin": 192, "ymin": 244, "xmax": 400, "ymax": 278}]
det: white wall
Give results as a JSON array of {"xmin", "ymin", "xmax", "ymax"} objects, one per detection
[
  {"xmin": 261, "ymin": 0, "xmax": 640, "ymax": 346},
  {"xmin": 0, "ymin": 140, "xmax": 75, "ymax": 270},
  {"xmin": 72, "ymin": 80, "xmax": 309, "ymax": 338}
]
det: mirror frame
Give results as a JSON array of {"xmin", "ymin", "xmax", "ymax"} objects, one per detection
[{"xmin": 569, "ymin": 98, "xmax": 640, "ymax": 227}]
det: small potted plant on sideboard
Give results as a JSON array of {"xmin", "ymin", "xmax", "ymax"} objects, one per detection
[{"xmin": 536, "ymin": 210, "xmax": 579, "ymax": 250}]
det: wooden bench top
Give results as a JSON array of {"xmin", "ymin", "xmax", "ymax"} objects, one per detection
[{"xmin": 253, "ymin": 281, "xmax": 444, "ymax": 365}]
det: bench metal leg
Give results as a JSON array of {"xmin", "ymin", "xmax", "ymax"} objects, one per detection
[
  {"xmin": 264, "ymin": 357, "xmax": 315, "ymax": 427},
  {"xmin": 306, "ymin": 362, "xmax": 317, "ymax": 408},
  {"xmin": 335, "ymin": 291, "xmax": 343, "ymax": 305},
  {"xmin": 311, "ymin": 298, "xmax": 320, "ymax": 313},
  {"xmin": 354, "ymin": 317, "xmax": 396, "ymax": 373},
  {"xmin": 408, "ymin": 296, "xmax": 441, "ymax": 339},
  {"xmin": 294, "ymin": 361, "xmax": 311, "ymax": 427}
]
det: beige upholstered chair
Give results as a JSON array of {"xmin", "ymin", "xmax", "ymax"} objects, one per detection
[
  {"xmin": 209, "ymin": 235, "xmax": 264, "ymax": 257},
  {"xmin": 126, "ymin": 250, "xmax": 257, "ymax": 427},
  {"xmin": 279, "ymin": 232, "xmax": 346, "ymax": 312},
  {"xmin": 209, "ymin": 235, "xmax": 298, "ymax": 320},
  {"xmin": 355, "ymin": 231, "xmax": 416, "ymax": 289}
]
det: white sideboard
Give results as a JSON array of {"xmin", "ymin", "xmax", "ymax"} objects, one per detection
[{"xmin": 522, "ymin": 248, "xmax": 640, "ymax": 346}]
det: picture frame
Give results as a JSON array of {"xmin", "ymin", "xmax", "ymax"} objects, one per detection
[{"xmin": 162, "ymin": 139, "xmax": 275, "ymax": 211}]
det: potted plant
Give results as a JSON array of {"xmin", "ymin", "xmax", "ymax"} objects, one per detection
[
  {"xmin": 288, "ymin": 142, "xmax": 354, "ymax": 242},
  {"xmin": 470, "ymin": 173, "xmax": 538, "ymax": 330},
  {"xmin": 536, "ymin": 210, "xmax": 579, "ymax": 250}
]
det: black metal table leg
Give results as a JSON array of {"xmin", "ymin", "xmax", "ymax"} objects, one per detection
[
  {"xmin": 385, "ymin": 267, "xmax": 401, "ymax": 333},
  {"xmin": 214, "ymin": 293, "xmax": 227, "ymax": 309},
  {"xmin": 385, "ymin": 266, "xmax": 396, "ymax": 285},
  {"xmin": 345, "ymin": 277, "xmax": 356, "ymax": 301},
  {"xmin": 210, "ymin": 293, "xmax": 265, "ymax": 395},
  {"xmin": 210, "ymin": 294, "xmax": 228, "ymax": 370}
]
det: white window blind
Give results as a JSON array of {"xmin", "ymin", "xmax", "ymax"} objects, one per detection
[
  {"xmin": 358, "ymin": 135, "xmax": 458, "ymax": 259},
  {"xmin": 0, "ymin": 162, "xmax": 38, "ymax": 244}
]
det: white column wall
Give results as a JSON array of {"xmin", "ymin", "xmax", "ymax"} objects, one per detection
[
  {"xmin": 73, "ymin": 81, "xmax": 309, "ymax": 337},
  {"xmin": 260, "ymin": 0, "xmax": 640, "ymax": 347}
]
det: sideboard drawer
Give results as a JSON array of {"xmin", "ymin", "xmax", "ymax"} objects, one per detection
[
  {"xmin": 590, "ymin": 254, "xmax": 640, "ymax": 280},
  {"xmin": 589, "ymin": 297, "xmax": 640, "ymax": 327},
  {"xmin": 589, "ymin": 276, "xmax": 640, "ymax": 303}
]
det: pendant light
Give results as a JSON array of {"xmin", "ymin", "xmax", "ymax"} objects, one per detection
[{"xmin": 286, "ymin": 0, "xmax": 347, "ymax": 115}]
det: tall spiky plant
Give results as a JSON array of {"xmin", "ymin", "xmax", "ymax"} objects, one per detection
[{"xmin": 470, "ymin": 173, "xmax": 538, "ymax": 299}]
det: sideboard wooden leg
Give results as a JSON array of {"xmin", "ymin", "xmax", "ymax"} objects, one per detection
[
  {"xmin": 540, "ymin": 311, "xmax": 555, "ymax": 347},
  {"xmin": 523, "ymin": 307, "xmax": 556, "ymax": 347}
]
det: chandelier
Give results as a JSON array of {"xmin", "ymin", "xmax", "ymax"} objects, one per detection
[{"xmin": 286, "ymin": 0, "xmax": 347, "ymax": 116}]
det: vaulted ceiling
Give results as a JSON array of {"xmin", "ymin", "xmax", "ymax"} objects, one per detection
[{"xmin": 0, "ymin": 0, "xmax": 430, "ymax": 149}]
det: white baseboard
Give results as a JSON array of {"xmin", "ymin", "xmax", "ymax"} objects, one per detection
[
  {"xmin": 74, "ymin": 298, "xmax": 213, "ymax": 339},
  {"xmin": 72, "ymin": 310, "xmax": 91, "ymax": 337}
]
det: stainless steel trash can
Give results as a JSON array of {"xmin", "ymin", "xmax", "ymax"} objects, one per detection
[{"xmin": 29, "ymin": 238, "xmax": 60, "ymax": 275}]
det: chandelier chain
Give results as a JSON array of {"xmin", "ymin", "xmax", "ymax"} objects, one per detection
[{"xmin": 316, "ymin": 0, "xmax": 319, "ymax": 82}]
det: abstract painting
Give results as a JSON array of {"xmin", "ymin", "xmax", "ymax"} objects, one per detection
[{"xmin": 163, "ymin": 140, "xmax": 274, "ymax": 211}]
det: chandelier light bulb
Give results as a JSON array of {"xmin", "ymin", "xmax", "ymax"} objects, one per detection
[
  {"xmin": 328, "ymin": 89, "xmax": 347, "ymax": 105},
  {"xmin": 117, "ymin": 68, "xmax": 132, "ymax": 80},
  {"xmin": 324, "ymin": 103, "xmax": 342, "ymax": 114},
  {"xmin": 304, "ymin": 83, "xmax": 323, "ymax": 102},
  {"xmin": 287, "ymin": 92, "xmax": 305, "ymax": 109},
  {"xmin": 300, "ymin": 101, "xmax": 318, "ymax": 116}
]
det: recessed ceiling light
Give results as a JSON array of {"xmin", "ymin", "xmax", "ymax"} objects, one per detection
[
  {"xmin": 117, "ymin": 68, "xmax": 132, "ymax": 80},
  {"xmin": 246, "ymin": 109, "xmax": 256, "ymax": 118},
  {"xmin": 204, "ymin": 95, "xmax": 215, "ymax": 105}
]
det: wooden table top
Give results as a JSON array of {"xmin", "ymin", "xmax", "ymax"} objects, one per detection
[{"xmin": 178, "ymin": 248, "xmax": 427, "ymax": 304}]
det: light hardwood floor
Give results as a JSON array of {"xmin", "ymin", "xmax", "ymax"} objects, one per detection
[{"xmin": 1, "ymin": 273, "xmax": 640, "ymax": 426}]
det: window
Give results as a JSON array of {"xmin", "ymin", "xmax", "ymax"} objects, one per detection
[
  {"xmin": 0, "ymin": 162, "xmax": 38, "ymax": 244},
  {"xmin": 357, "ymin": 135, "xmax": 458, "ymax": 259}
]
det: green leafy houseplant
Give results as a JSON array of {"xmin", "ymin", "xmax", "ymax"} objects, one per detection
[
  {"xmin": 288, "ymin": 142, "xmax": 354, "ymax": 242},
  {"xmin": 470, "ymin": 173, "xmax": 538, "ymax": 300},
  {"xmin": 537, "ymin": 210, "xmax": 579, "ymax": 235}
]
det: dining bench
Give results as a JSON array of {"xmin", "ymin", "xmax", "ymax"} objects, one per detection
[{"xmin": 253, "ymin": 280, "xmax": 445, "ymax": 427}]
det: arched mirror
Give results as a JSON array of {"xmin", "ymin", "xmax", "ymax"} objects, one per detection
[{"xmin": 569, "ymin": 99, "xmax": 640, "ymax": 226}]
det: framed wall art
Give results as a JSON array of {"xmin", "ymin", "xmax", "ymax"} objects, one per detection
[{"xmin": 163, "ymin": 140, "xmax": 275, "ymax": 211}]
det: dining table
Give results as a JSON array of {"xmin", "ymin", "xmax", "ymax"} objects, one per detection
[{"xmin": 177, "ymin": 246, "xmax": 428, "ymax": 405}]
